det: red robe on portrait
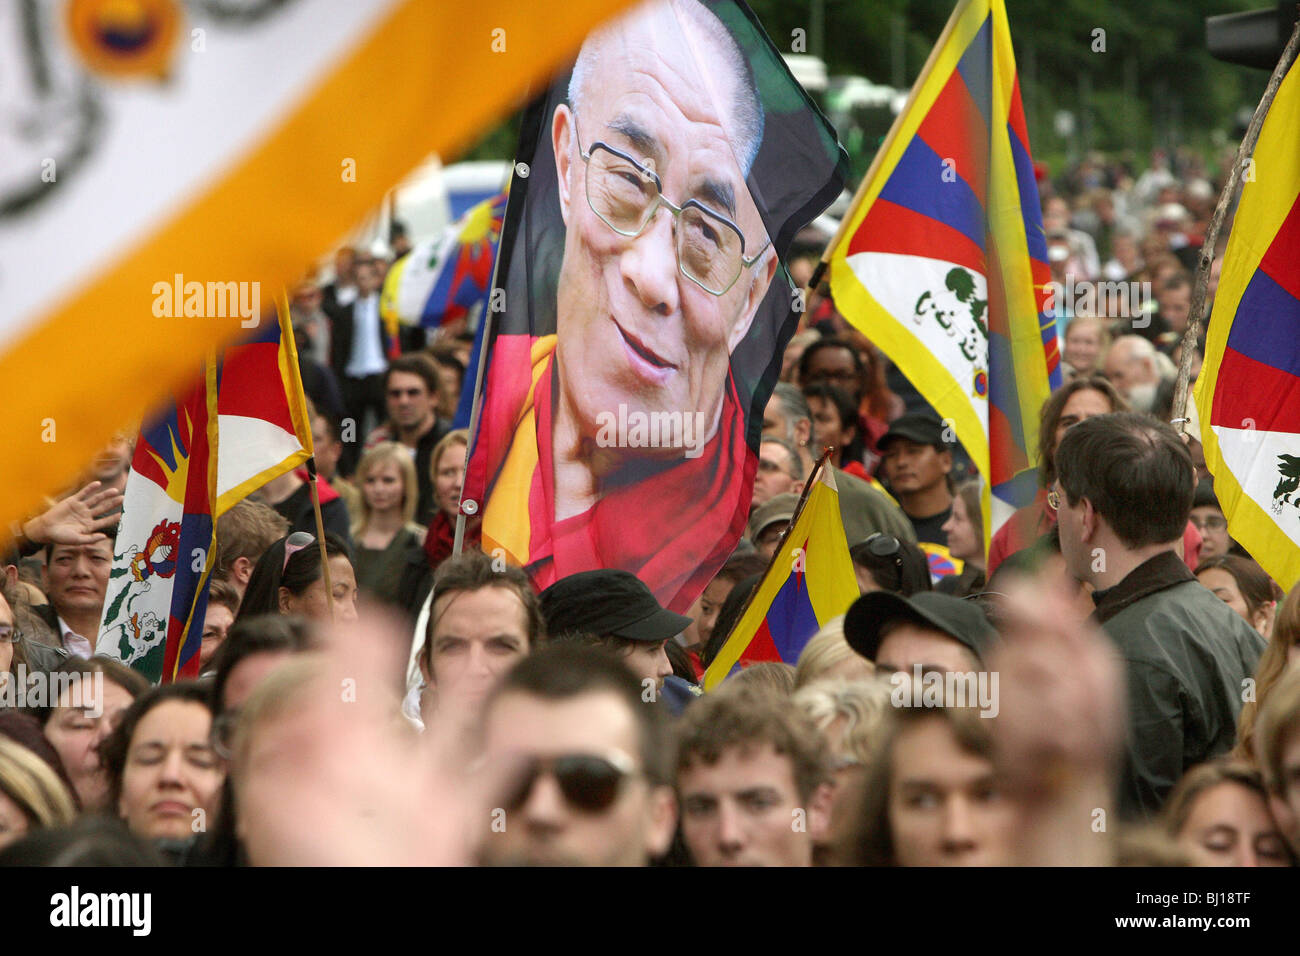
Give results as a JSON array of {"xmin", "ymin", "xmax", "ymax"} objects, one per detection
[{"xmin": 464, "ymin": 334, "xmax": 756, "ymax": 613}]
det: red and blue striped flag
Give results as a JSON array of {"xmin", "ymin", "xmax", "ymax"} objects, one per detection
[
  {"xmin": 703, "ymin": 463, "xmax": 859, "ymax": 691},
  {"xmin": 381, "ymin": 189, "xmax": 508, "ymax": 334},
  {"xmin": 1196, "ymin": 54, "xmax": 1300, "ymax": 592},
  {"xmin": 826, "ymin": 0, "xmax": 1061, "ymax": 542},
  {"xmin": 98, "ymin": 297, "xmax": 313, "ymax": 682}
]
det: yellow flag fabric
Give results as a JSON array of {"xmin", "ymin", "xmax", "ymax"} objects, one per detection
[
  {"xmin": 824, "ymin": 0, "xmax": 1061, "ymax": 547},
  {"xmin": 703, "ymin": 464, "xmax": 859, "ymax": 691},
  {"xmin": 1194, "ymin": 56, "xmax": 1300, "ymax": 592}
]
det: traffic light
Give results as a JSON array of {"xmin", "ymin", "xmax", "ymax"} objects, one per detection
[{"xmin": 1207, "ymin": 2, "xmax": 1299, "ymax": 69}]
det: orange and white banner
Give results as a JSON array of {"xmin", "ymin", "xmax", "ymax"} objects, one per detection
[{"xmin": 1, "ymin": 0, "xmax": 634, "ymax": 539}]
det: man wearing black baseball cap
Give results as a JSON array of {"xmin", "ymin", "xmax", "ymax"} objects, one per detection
[
  {"xmin": 843, "ymin": 590, "xmax": 996, "ymax": 675},
  {"xmin": 878, "ymin": 413, "xmax": 955, "ymax": 547},
  {"xmin": 540, "ymin": 570, "xmax": 692, "ymax": 693}
]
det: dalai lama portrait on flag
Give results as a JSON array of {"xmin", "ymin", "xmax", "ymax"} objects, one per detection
[
  {"xmin": 547, "ymin": 0, "xmax": 777, "ymax": 524},
  {"xmin": 468, "ymin": 0, "xmax": 843, "ymax": 613}
]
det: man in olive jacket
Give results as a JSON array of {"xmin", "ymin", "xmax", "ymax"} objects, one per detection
[{"xmin": 1053, "ymin": 413, "xmax": 1265, "ymax": 819}]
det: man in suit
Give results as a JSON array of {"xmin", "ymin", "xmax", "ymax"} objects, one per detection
[
  {"xmin": 321, "ymin": 246, "xmax": 358, "ymax": 320},
  {"xmin": 331, "ymin": 255, "xmax": 391, "ymax": 475}
]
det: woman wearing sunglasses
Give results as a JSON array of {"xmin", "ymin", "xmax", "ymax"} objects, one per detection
[{"xmin": 235, "ymin": 532, "xmax": 359, "ymax": 625}]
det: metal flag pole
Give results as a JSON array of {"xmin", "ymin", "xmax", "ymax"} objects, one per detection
[
  {"xmin": 453, "ymin": 92, "xmax": 535, "ymax": 560},
  {"xmin": 1173, "ymin": 11, "xmax": 1300, "ymax": 434},
  {"xmin": 451, "ymin": 199, "xmax": 512, "ymax": 560}
]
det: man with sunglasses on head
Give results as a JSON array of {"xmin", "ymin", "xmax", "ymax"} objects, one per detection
[
  {"xmin": 475, "ymin": 0, "xmax": 778, "ymax": 609},
  {"xmin": 849, "ymin": 533, "xmax": 932, "ymax": 596},
  {"xmin": 476, "ymin": 644, "xmax": 677, "ymax": 867}
]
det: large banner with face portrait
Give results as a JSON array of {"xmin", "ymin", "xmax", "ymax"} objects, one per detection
[{"xmin": 462, "ymin": 0, "xmax": 849, "ymax": 612}]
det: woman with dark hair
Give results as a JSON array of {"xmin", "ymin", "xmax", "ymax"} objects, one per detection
[
  {"xmin": 684, "ymin": 552, "xmax": 768, "ymax": 667},
  {"xmin": 938, "ymin": 481, "xmax": 986, "ymax": 598},
  {"xmin": 1195, "ymin": 554, "xmax": 1280, "ymax": 640},
  {"xmin": 849, "ymin": 533, "xmax": 932, "ymax": 597},
  {"xmin": 236, "ymin": 532, "xmax": 358, "ymax": 624},
  {"xmin": 986, "ymin": 375, "xmax": 1126, "ymax": 575},
  {"xmin": 700, "ymin": 573, "xmax": 763, "ymax": 671},
  {"xmin": 41, "ymin": 657, "xmax": 149, "ymax": 812},
  {"xmin": 99, "ymin": 683, "xmax": 224, "ymax": 858}
]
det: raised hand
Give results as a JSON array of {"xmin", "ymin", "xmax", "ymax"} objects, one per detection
[
  {"xmin": 233, "ymin": 605, "xmax": 502, "ymax": 866},
  {"xmin": 24, "ymin": 481, "xmax": 124, "ymax": 546},
  {"xmin": 989, "ymin": 576, "xmax": 1126, "ymax": 803}
]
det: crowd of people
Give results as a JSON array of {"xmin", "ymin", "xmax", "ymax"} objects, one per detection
[{"xmin": 2, "ymin": 150, "xmax": 1299, "ymax": 868}]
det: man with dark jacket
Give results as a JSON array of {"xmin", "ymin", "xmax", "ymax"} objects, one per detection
[
  {"xmin": 763, "ymin": 384, "xmax": 917, "ymax": 546},
  {"xmin": 330, "ymin": 255, "xmax": 391, "ymax": 473},
  {"xmin": 1053, "ymin": 413, "xmax": 1264, "ymax": 818}
]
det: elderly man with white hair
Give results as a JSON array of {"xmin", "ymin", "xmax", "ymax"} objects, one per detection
[{"xmin": 1104, "ymin": 335, "xmax": 1170, "ymax": 414}]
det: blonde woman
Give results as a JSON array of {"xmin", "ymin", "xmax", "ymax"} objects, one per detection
[
  {"xmin": 1233, "ymin": 579, "xmax": 1299, "ymax": 762},
  {"xmin": 793, "ymin": 616, "xmax": 875, "ymax": 689},
  {"xmin": 422, "ymin": 429, "xmax": 471, "ymax": 576},
  {"xmin": 793, "ymin": 677, "xmax": 895, "ymax": 856},
  {"xmin": 352, "ymin": 442, "xmax": 427, "ymax": 606},
  {"xmin": 0, "ymin": 737, "xmax": 78, "ymax": 852}
]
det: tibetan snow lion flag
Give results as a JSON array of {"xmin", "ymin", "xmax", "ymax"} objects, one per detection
[
  {"xmin": 381, "ymin": 189, "xmax": 509, "ymax": 332},
  {"xmin": 1195, "ymin": 56, "xmax": 1300, "ymax": 593},
  {"xmin": 826, "ymin": 0, "xmax": 1061, "ymax": 541},
  {"xmin": 703, "ymin": 461, "xmax": 858, "ymax": 691},
  {"xmin": 0, "ymin": 0, "xmax": 639, "ymax": 549},
  {"xmin": 98, "ymin": 297, "xmax": 313, "ymax": 683},
  {"xmin": 462, "ymin": 0, "xmax": 849, "ymax": 613}
]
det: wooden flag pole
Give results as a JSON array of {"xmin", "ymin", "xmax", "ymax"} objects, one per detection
[
  {"xmin": 1173, "ymin": 10, "xmax": 1300, "ymax": 435},
  {"xmin": 304, "ymin": 457, "xmax": 335, "ymax": 624}
]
